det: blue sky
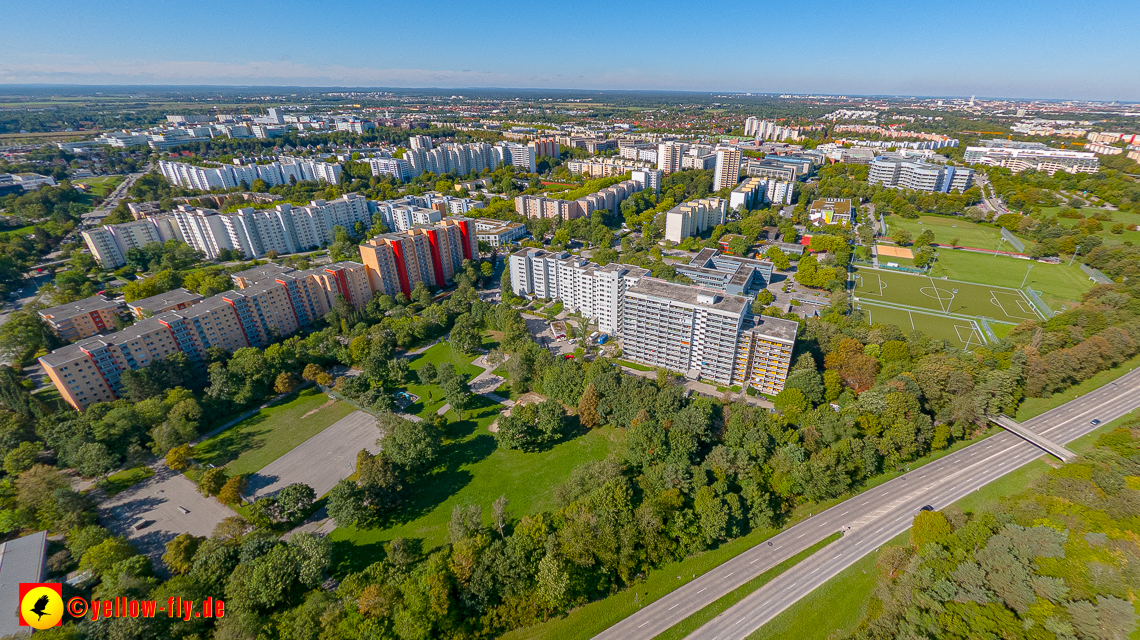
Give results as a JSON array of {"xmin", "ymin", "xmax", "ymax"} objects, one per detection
[{"xmin": 2, "ymin": 0, "xmax": 1138, "ymax": 100}]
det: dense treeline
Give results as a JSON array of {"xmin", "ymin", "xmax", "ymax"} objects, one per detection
[{"xmin": 847, "ymin": 419, "xmax": 1140, "ymax": 640}]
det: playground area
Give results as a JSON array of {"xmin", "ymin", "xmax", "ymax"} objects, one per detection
[
  {"xmin": 859, "ymin": 302, "xmax": 987, "ymax": 350},
  {"xmin": 854, "ymin": 266, "xmax": 1044, "ymax": 326}
]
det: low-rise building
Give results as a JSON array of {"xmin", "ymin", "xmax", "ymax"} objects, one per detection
[
  {"xmin": 963, "ymin": 145, "xmax": 1098, "ymax": 175},
  {"xmin": 807, "ymin": 198, "xmax": 855, "ymax": 226},
  {"xmin": 675, "ymin": 248, "xmax": 773, "ymax": 296},
  {"xmin": 474, "ymin": 221, "xmax": 527, "ymax": 247}
]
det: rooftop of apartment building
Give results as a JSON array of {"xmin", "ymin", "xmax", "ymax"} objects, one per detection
[
  {"xmin": 475, "ymin": 221, "xmax": 525, "ymax": 234},
  {"xmin": 127, "ymin": 288, "xmax": 204, "ymax": 315},
  {"xmin": 808, "ymin": 198, "xmax": 853, "ymax": 215},
  {"xmin": 38, "ymin": 295, "xmax": 122, "ymax": 321},
  {"xmin": 743, "ymin": 313, "xmax": 799, "ymax": 343},
  {"xmin": 230, "ymin": 262, "xmax": 296, "ymax": 286},
  {"xmin": 626, "ymin": 277, "xmax": 749, "ymax": 315}
]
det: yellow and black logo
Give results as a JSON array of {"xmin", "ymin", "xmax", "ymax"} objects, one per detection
[{"xmin": 19, "ymin": 583, "xmax": 63, "ymax": 630}]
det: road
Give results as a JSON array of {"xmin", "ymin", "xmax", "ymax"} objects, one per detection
[{"xmin": 593, "ymin": 368, "xmax": 1140, "ymax": 640}]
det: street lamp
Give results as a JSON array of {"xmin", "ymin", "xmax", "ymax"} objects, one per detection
[
  {"xmin": 997, "ymin": 236, "xmax": 1006, "ymax": 256},
  {"xmin": 1068, "ymin": 246, "xmax": 1082, "ymax": 267},
  {"xmin": 947, "ymin": 288, "xmax": 959, "ymax": 314},
  {"xmin": 1020, "ymin": 263, "xmax": 1034, "ymax": 288}
]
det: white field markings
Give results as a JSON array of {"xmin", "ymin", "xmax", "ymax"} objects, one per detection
[
  {"xmin": 925, "ymin": 275, "xmax": 953, "ymax": 313},
  {"xmin": 989, "ymin": 290, "xmax": 1040, "ymax": 322},
  {"xmin": 856, "ymin": 272, "xmax": 888, "ymax": 298},
  {"xmin": 954, "ymin": 322, "xmax": 986, "ymax": 350}
]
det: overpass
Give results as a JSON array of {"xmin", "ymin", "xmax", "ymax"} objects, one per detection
[{"xmin": 990, "ymin": 414, "xmax": 1076, "ymax": 461}]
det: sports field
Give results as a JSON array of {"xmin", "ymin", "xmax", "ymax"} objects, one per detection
[
  {"xmin": 887, "ymin": 215, "xmax": 1026, "ymax": 251},
  {"xmin": 926, "ymin": 249, "xmax": 1093, "ymax": 311},
  {"xmin": 859, "ymin": 302, "xmax": 986, "ymax": 350},
  {"xmin": 853, "ymin": 267, "xmax": 1044, "ymax": 324}
]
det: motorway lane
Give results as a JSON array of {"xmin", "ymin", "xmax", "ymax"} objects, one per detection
[
  {"xmin": 690, "ymin": 369, "xmax": 1140, "ymax": 640},
  {"xmin": 591, "ymin": 368, "xmax": 1140, "ymax": 640}
]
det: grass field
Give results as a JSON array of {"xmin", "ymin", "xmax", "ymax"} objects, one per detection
[
  {"xmin": 191, "ymin": 387, "xmax": 355, "ymax": 476},
  {"xmin": 400, "ymin": 341, "xmax": 491, "ymax": 420},
  {"xmin": 329, "ymin": 401, "xmax": 625, "ymax": 573},
  {"xmin": 854, "ymin": 266, "xmax": 1043, "ymax": 324},
  {"xmin": 98, "ymin": 466, "xmax": 155, "ymax": 497},
  {"xmin": 927, "ymin": 249, "xmax": 1094, "ymax": 311},
  {"xmin": 859, "ymin": 302, "xmax": 986, "ymax": 350},
  {"xmin": 887, "ymin": 215, "xmax": 1019, "ymax": 252}
]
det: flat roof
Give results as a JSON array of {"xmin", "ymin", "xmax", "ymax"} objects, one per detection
[
  {"xmin": 747, "ymin": 314, "xmax": 799, "ymax": 343},
  {"xmin": 127, "ymin": 288, "xmax": 204, "ymax": 313},
  {"xmin": 0, "ymin": 530, "xmax": 47, "ymax": 638},
  {"xmin": 38, "ymin": 295, "xmax": 121, "ymax": 321},
  {"xmin": 626, "ymin": 277, "xmax": 748, "ymax": 315},
  {"xmin": 230, "ymin": 262, "xmax": 295, "ymax": 285}
]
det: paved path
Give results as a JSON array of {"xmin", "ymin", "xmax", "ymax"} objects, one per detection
[
  {"xmin": 100, "ymin": 464, "xmax": 236, "ymax": 564},
  {"xmin": 618, "ymin": 366, "xmax": 773, "ymax": 410},
  {"xmin": 593, "ymin": 368, "xmax": 1140, "ymax": 640},
  {"xmin": 247, "ymin": 410, "xmax": 381, "ymax": 499},
  {"xmin": 470, "ymin": 354, "xmax": 515, "ymax": 407}
]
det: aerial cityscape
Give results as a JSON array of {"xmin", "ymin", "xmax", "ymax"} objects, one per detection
[{"xmin": 1, "ymin": 1, "xmax": 1139, "ymax": 638}]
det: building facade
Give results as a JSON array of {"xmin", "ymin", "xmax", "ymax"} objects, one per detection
[
  {"xmin": 664, "ymin": 197, "xmax": 728, "ymax": 244},
  {"xmin": 962, "ymin": 146, "xmax": 1099, "ymax": 175},
  {"xmin": 38, "ymin": 296, "xmax": 125, "ymax": 342},
  {"xmin": 713, "ymin": 147, "xmax": 743, "ymax": 191},
  {"xmin": 40, "ymin": 261, "xmax": 375, "ymax": 410},
  {"xmin": 868, "ymin": 157, "xmax": 973, "ymax": 193}
]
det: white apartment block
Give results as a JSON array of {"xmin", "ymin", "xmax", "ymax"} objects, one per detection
[
  {"xmin": 81, "ymin": 216, "xmax": 186, "ymax": 268},
  {"xmin": 962, "ymin": 146, "xmax": 1099, "ymax": 175},
  {"xmin": 744, "ymin": 118, "xmax": 802, "ymax": 142},
  {"xmin": 375, "ymin": 202, "xmax": 442, "ymax": 233},
  {"xmin": 868, "ymin": 157, "xmax": 973, "ymax": 193},
  {"xmin": 713, "ymin": 147, "xmax": 743, "ymax": 191},
  {"xmin": 508, "ymin": 248, "xmax": 648, "ymax": 335},
  {"xmin": 509, "ymin": 248, "xmax": 799, "ymax": 392},
  {"xmin": 366, "ymin": 157, "xmax": 412, "ymax": 182},
  {"xmin": 657, "ymin": 142, "xmax": 687, "ymax": 173},
  {"xmin": 664, "ymin": 198, "xmax": 728, "ymax": 244},
  {"xmin": 172, "ymin": 194, "xmax": 373, "ymax": 259},
  {"xmin": 158, "ymin": 158, "xmax": 343, "ymax": 190}
]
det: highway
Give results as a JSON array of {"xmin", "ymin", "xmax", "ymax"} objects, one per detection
[{"xmin": 592, "ymin": 368, "xmax": 1140, "ymax": 640}]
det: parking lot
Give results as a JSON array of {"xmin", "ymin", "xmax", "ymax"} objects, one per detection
[{"xmin": 101, "ymin": 465, "xmax": 236, "ymax": 563}]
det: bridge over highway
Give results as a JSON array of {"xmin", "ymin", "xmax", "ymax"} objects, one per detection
[{"xmin": 991, "ymin": 414, "xmax": 1076, "ymax": 461}]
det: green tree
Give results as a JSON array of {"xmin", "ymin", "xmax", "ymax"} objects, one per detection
[
  {"xmin": 3, "ymin": 441, "xmax": 41, "ymax": 476},
  {"xmin": 198, "ymin": 467, "xmax": 228, "ymax": 497},
  {"xmin": 162, "ymin": 534, "xmax": 203, "ymax": 575},
  {"xmin": 76, "ymin": 441, "xmax": 116, "ymax": 478},
  {"xmin": 578, "ymin": 383, "xmax": 600, "ymax": 428},
  {"xmin": 218, "ymin": 475, "xmax": 248, "ymax": 505}
]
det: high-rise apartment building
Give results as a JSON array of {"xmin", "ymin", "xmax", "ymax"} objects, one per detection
[
  {"xmin": 657, "ymin": 142, "xmax": 686, "ymax": 174},
  {"xmin": 38, "ymin": 296, "xmax": 125, "ymax": 342},
  {"xmin": 713, "ymin": 147, "xmax": 743, "ymax": 191},
  {"xmin": 664, "ymin": 198, "xmax": 728, "ymax": 244},
  {"xmin": 81, "ymin": 216, "xmax": 185, "ymax": 268},
  {"xmin": 39, "ymin": 261, "xmax": 375, "ymax": 410},
  {"xmin": 508, "ymin": 250, "xmax": 797, "ymax": 392},
  {"xmin": 159, "ymin": 158, "xmax": 343, "ymax": 189},
  {"xmin": 508, "ymin": 248, "xmax": 648, "ymax": 335},
  {"xmin": 357, "ymin": 218, "xmax": 477, "ymax": 298},
  {"xmin": 868, "ymin": 157, "xmax": 973, "ymax": 193},
  {"xmin": 514, "ymin": 178, "xmax": 648, "ymax": 220}
]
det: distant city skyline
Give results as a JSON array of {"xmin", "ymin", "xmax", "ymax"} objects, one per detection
[{"xmin": 3, "ymin": 0, "xmax": 1138, "ymax": 101}]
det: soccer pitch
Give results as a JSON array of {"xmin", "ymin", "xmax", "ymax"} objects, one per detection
[
  {"xmin": 853, "ymin": 267, "xmax": 1044, "ymax": 324},
  {"xmin": 859, "ymin": 302, "xmax": 986, "ymax": 350}
]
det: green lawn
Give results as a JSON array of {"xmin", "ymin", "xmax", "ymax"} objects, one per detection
[
  {"xmin": 329, "ymin": 398, "xmax": 625, "ymax": 574},
  {"xmin": 658, "ymin": 534, "xmax": 841, "ymax": 640},
  {"xmin": 98, "ymin": 466, "xmax": 155, "ymax": 497},
  {"xmin": 191, "ymin": 388, "xmax": 356, "ymax": 476},
  {"xmin": 747, "ymin": 531, "xmax": 908, "ymax": 640},
  {"xmin": 1053, "ymin": 209, "xmax": 1140, "ymax": 248},
  {"xmin": 926, "ymin": 248, "xmax": 1094, "ymax": 311},
  {"xmin": 887, "ymin": 215, "xmax": 1018, "ymax": 252},
  {"xmin": 616, "ymin": 359, "xmax": 655, "ymax": 372}
]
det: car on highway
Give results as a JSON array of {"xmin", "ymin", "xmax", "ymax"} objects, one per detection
[
  {"xmin": 1091, "ymin": 419, "xmax": 1101, "ymax": 426},
  {"xmin": 920, "ymin": 505, "xmax": 934, "ymax": 512}
]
